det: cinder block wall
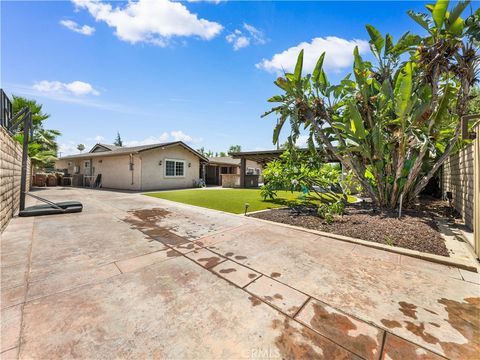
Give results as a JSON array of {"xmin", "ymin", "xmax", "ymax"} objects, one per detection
[
  {"xmin": 441, "ymin": 144, "xmax": 474, "ymax": 230},
  {"xmin": 1, "ymin": 127, "xmax": 31, "ymax": 232}
]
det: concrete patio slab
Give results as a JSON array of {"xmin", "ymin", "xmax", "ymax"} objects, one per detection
[
  {"xmin": 0, "ymin": 347, "xmax": 18, "ymax": 360},
  {"xmin": 381, "ymin": 333, "xmax": 444, "ymax": 359},
  {"xmin": 115, "ymin": 249, "xmax": 180, "ymax": 273},
  {"xmin": 211, "ymin": 260, "xmax": 261, "ymax": 288},
  {"xmin": 19, "ymin": 256, "xmax": 356, "ymax": 359},
  {"xmin": 26, "ymin": 263, "xmax": 121, "ymax": 301},
  {"xmin": 1, "ymin": 187, "xmax": 478, "ymax": 359},
  {"xmin": 245, "ymin": 276, "xmax": 309, "ymax": 316},
  {"xmin": 1, "ymin": 304, "xmax": 22, "ymax": 353},
  {"xmin": 1, "ymin": 285, "xmax": 26, "ymax": 310},
  {"xmin": 459, "ymin": 269, "xmax": 480, "ymax": 284},
  {"xmin": 295, "ymin": 298, "xmax": 384, "ymax": 360}
]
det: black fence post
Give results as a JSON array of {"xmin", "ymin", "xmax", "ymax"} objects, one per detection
[{"xmin": 19, "ymin": 111, "xmax": 31, "ymax": 211}]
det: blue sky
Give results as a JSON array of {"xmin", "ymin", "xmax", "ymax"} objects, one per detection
[{"xmin": 2, "ymin": 0, "xmax": 477, "ymax": 155}]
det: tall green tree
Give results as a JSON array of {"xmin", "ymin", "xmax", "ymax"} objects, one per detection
[
  {"xmin": 77, "ymin": 144, "xmax": 85, "ymax": 153},
  {"xmin": 228, "ymin": 145, "xmax": 242, "ymax": 154},
  {"xmin": 263, "ymin": 0, "xmax": 479, "ymax": 208},
  {"xmin": 113, "ymin": 132, "xmax": 123, "ymax": 147},
  {"xmin": 12, "ymin": 96, "xmax": 60, "ymax": 169}
]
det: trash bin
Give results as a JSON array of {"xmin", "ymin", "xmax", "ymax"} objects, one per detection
[
  {"xmin": 47, "ymin": 174, "xmax": 57, "ymax": 187},
  {"xmin": 35, "ymin": 174, "xmax": 47, "ymax": 187}
]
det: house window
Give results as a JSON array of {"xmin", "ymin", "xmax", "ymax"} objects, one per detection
[
  {"xmin": 84, "ymin": 161, "xmax": 90, "ymax": 168},
  {"xmin": 255, "ymin": 168, "xmax": 261, "ymax": 175},
  {"xmin": 165, "ymin": 159, "xmax": 185, "ymax": 177},
  {"xmin": 246, "ymin": 167, "xmax": 255, "ymax": 175}
]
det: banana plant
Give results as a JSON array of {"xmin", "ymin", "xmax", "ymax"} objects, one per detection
[{"xmin": 263, "ymin": 0, "xmax": 479, "ymax": 208}]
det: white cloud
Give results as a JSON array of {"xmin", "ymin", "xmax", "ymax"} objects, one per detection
[
  {"xmin": 87, "ymin": 135, "xmax": 105, "ymax": 142},
  {"xmin": 171, "ymin": 130, "xmax": 193, "ymax": 142},
  {"xmin": 60, "ymin": 19, "xmax": 95, "ymax": 35},
  {"xmin": 33, "ymin": 80, "xmax": 100, "ymax": 96},
  {"xmin": 226, "ymin": 23, "xmax": 266, "ymax": 50},
  {"xmin": 123, "ymin": 131, "xmax": 202, "ymax": 147},
  {"xmin": 256, "ymin": 36, "xmax": 369, "ymax": 74},
  {"xmin": 59, "ymin": 141, "xmax": 81, "ymax": 156},
  {"xmin": 72, "ymin": 0, "xmax": 223, "ymax": 47}
]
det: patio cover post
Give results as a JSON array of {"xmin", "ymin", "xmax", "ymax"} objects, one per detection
[{"xmin": 240, "ymin": 158, "xmax": 246, "ymax": 188}]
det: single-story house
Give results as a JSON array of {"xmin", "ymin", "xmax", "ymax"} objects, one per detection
[
  {"xmin": 206, "ymin": 156, "xmax": 262, "ymax": 186},
  {"xmin": 55, "ymin": 142, "xmax": 208, "ymax": 191}
]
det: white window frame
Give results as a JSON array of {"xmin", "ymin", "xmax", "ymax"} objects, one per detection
[{"xmin": 164, "ymin": 159, "xmax": 186, "ymax": 178}]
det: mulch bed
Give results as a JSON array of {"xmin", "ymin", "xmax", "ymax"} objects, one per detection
[{"xmin": 249, "ymin": 199, "xmax": 452, "ymax": 257}]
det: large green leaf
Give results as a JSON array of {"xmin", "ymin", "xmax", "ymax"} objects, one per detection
[
  {"xmin": 273, "ymin": 114, "xmax": 287, "ymax": 145},
  {"xmin": 294, "ymin": 49, "xmax": 304, "ymax": 81},
  {"xmin": 433, "ymin": 84, "xmax": 452, "ymax": 125},
  {"xmin": 274, "ymin": 77, "xmax": 290, "ymax": 91},
  {"xmin": 447, "ymin": 0, "xmax": 469, "ymax": 35},
  {"xmin": 366, "ymin": 25, "xmax": 385, "ymax": 55},
  {"xmin": 432, "ymin": 0, "xmax": 449, "ymax": 29},
  {"xmin": 394, "ymin": 62, "xmax": 413, "ymax": 120},
  {"xmin": 391, "ymin": 32, "xmax": 421, "ymax": 55},
  {"xmin": 384, "ymin": 34, "xmax": 393, "ymax": 54},
  {"xmin": 312, "ymin": 52, "xmax": 325, "ymax": 86},
  {"xmin": 347, "ymin": 100, "xmax": 366, "ymax": 139},
  {"xmin": 407, "ymin": 11, "xmax": 431, "ymax": 32}
]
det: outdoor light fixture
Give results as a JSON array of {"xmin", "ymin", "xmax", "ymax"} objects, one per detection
[
  {"xmin": 188, "ymin": 162, "xmax": 191, "ymax": 168},
  {"xmin": 244, "ymin": 203, "xmax": 250, "ymax": 215},
  {"xmin": 159, "ymin": 160, "xmax": 162, "ymax": 166}
]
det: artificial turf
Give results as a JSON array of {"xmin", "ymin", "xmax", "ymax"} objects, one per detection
[{"xmin": 144, "ymin": 188, "xmax": 355, "ymax": 214}]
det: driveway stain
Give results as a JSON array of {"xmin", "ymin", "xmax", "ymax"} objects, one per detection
[
  {"xmin": 272, "ymin": 318, "xmax": 356, "ymax": 359},
  {"xmin": 197, "ymin": 256, "xmax": 223, "ymax": 269},
  {"xmin": 310, "ymin": 302, "xmax": 379, "ymax": 359},
  {"xmin": 248, "ymin": 296, "xmax": 262, "ymax": 307},
  {"xmin": 398, "ymin": 301, "xmax": 418, "ymax": 319},
  {"xmin": 381, "ymin": 319, "xmax": 402, "ymax": 329},
  {"xmin": 219, "ymin": 268, "xmax": 237, "ymax": 274},
  {"xmin": 125, "ymin": 208, "xmax": 189, "ymax": 246}
]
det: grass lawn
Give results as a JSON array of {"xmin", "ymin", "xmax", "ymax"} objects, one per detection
[{"xmin": 144, "ymin": 188, "xmax": 355, "ymax": 214}]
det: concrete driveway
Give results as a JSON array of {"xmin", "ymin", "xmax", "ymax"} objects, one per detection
[{"xmin": 1, "ymin": 187, "xmax": 479, "ymax": 359}]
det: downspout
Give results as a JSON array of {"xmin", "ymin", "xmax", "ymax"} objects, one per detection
[
  {"xmin": 138, "ymin": 156, "xmax": 142, "ymax": 191},
  {"xmin": 130, "ymin": 153, "xmax": 134, "ymax": 186}
]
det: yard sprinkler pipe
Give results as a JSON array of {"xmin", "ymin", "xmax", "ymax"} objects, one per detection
[{"xmin": 244, "ymin": 203, "xmax": 250, "ymax": 216}]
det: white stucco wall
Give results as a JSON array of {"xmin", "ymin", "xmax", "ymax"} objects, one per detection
[
  {"xmin": 56, "ymin": 145, "xmax": 203, "ymax": 191},
  {"xmin": 56, "ymin": 155, "xmax": 142, "ymax": 190},
  {"xmin": 140, "ymin": 146, "xmax": 201, "ymax": 190},
  {"xmin": 94, "ymin": 155, "xmax": 142, "ymax": 190}
]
